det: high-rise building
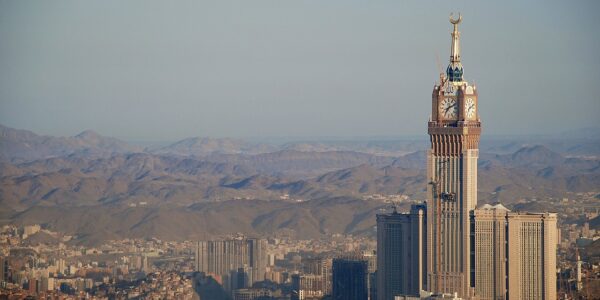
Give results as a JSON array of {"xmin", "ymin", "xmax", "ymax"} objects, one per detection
[
  {"xmin": 471, "ymin": 205, "xmax": 558, "ymax": 300},
  {"xmin": 0, "ymin": 257, "xmax": 9, "ymax": 284},
  {"xmin": 302, "ymin": 257, "xmax": 332, "ymax": 296},
  {"xmin": 56, "ymin": 258, "xmax": 66, "ymax": 275},
  {"xmin": 506, "ymin": 212, "xmax": 557, "ymax": 300},
  {"xmin": 141, "ymin": 255, "xmax": 149, "ymax": 273},
  {"xmin": 576, "ymin": 250, "xmax": 583, "ymax": 291},
  {"xmin": 195, "ymin": 237, "xmax": 267, "ymax": 288},
  {"xmin": 363, "ymin": 250, "xmax": 377, "ymax": 300},
  {"xmin": 471, "ymin": 204, "xmax": 509, "ymax": 300},
  {"xmin": 291, "ymin": 274, "xmax": 325, "ymax": 300},
  {"xmin": 377, "ymin": 204, "xmax": 427, "ymax": 299},
  {"xmin": 426, "ymin": 13, "xmax": 480, "ymax": 298},
  {"xmin": 375, "ymin": 14, "xmax": 558, "ymax": 300},
  {"xmin": 332, "ymin": 258, "xmax": 368, "ymax": 300},
  {"xmin": 235, "ymin": 267, "xmax": 250, "ymax": 289}
]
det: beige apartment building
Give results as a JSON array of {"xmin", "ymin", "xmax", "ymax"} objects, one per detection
[
  {"xmin": 472, "ymin": 204, "xmax": 509, "ymax": 300},
  {"xmin": 472, "ymin": 205, "xmax": 558, "ymax": 300},
  {"xmin": 506, "ymin": 212, "xmax": 558, "ymax": 300}
]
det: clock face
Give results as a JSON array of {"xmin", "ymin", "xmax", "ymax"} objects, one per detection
[
  {"xmin": 465, "ymin": 98, "xmax": 476, "ymax": 119},
  {"xmin": 440, "ymin": 98, "xmax": 457, "ymax": 119}
]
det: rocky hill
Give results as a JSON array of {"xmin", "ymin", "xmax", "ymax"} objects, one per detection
[
  {"xmin": 0, "ymin": 125, "xmax": 140, "ymax": 162},
  {"xmin": 1, "ymin": 125, "xmax": 599, "ymax": 244},
  {"xmin": 151, "ymin": 137, "xmax": 277, "ymax": 156},
  {"xmin": 9, "ymin": 197, "xmax": 388, "ymax": 245}
]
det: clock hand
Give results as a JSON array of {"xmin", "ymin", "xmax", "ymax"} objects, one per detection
[{"xmin": 445, "ymin": 105, "xmax": 452, "ymax": 114}]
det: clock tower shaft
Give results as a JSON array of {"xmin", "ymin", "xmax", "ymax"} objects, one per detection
[{"xmin": 426, "ymin": 14, "xmax": 481, "ymax": 298}]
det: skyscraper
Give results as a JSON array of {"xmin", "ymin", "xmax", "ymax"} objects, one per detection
[
  {"xmin": 291, "ymin": 273, "xmax": 325, "ymax": 300},
  {"xmin": 472, "ymin": 206, "xmax": 558, "ymax": 300},
  {"xmin": 377, "ymin": 204, "xmax": 427, "ymax": 299},
  {"xmin": 0, "ymin": 257, "xmax": 9, "ymax": 284},
  {"xmin": 426, "ymin": 13, "xmax": 480, "ymax": 298},
  {"xmin": 472, "ymin": 204, "xmax": 509, "ymax": 300},
  {"xmin": 142, "ymin": 255, "xmax": 149, "ymax": 274},
  {"xmin": 332, "ymin": 258, "xmax": 368, "ymax": 300},
  {"xmin": 375, "ymin": 14, "xmax": 558, "ymax": 300},
  {"xmin": 506, "ymin": 212, "xmax": 557, "ymax": 300},
  {"xmin": 302, "ymin": 257, "xmax": 332, "ymax": 296},
  {"xmin": 195, "ymin": 237, "xmax": 267, "ymax": 288}
]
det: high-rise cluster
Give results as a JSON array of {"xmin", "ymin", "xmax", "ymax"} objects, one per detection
[
  {"xmin": 195, "ymin": 237, "xmax": 267, "ymax": 292},
  {"xmin": 376, "ymin": 14, "xmax": 558, "ymax": 300}
]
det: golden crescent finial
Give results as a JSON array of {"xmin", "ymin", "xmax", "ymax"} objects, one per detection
[{"xmin": 449, "ymin": 13, "xmax": 462, "ymax": 25}]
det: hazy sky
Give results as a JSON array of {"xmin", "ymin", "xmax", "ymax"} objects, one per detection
[{"xmin": 1, "ymin": 0, "xmax": 599, "ymax": 141}]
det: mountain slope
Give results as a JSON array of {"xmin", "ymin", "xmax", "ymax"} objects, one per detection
[
  {"xmin": 9, "ymin": 197, "xmax": 386, "ymax": 244},
  {"xmin": 151, "ymin": 137, "xmax": 276, "ymax": 156},
  {"xmin": 1, "ymin": 146, "xmax": 598, "ymax": 212},
  {"xmin": 0, "ymin": 124, "xmax": 140, "ymax": 162}
]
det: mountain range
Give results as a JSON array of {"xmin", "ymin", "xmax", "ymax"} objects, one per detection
[{"xmin": 1, "ymin": 124, "xmax": 599, "ymax": 244}]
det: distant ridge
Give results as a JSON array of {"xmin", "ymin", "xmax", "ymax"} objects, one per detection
[
  {"xmin": 151, "ymin": 136, "xmax": 276, "ymax": 156},
  {"xmin": 0, "ymin": 124, "xmax": 141, "ymax": 162},
  {"xmin": 1, "ymin": 124, "xmax": 599, "ymax": 244}
]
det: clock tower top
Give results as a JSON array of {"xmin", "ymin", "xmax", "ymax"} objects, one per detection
[
  {"xmin": 429, "ymin": 13, "xmax": 480, "ymax": 152},
  {"xmin": 447, "ymin": 13, "xmax": 464, "ymax": 82}
]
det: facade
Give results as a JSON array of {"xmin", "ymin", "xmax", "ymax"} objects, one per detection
[
  {"xmin": 291, "ymin": 274, "xmax": 325, "ymax": 300},
  {"xmin": 332, "ymin": 258, "xmax": 368, "ymax": 300},
  {"xmin": 506, "ymin": 212, "xmax": 558, "ymax": 300},
  {"xmin": 0, "ymin": 257, "xmax": 9, "ymax": 284},
  {"xmin": 233, "ymin": 288, "xmax": 272, "ymax": 300},
  {"xmin": 302, "ymin": 257, "xmax": 332, "ymax": 295},
  {"xmin": 426, "ymin": 13, "xmax": 480, "ymax": 298},
  {"xmin": 363, "ymin": 251, "xmax": 378, "ymax": 300},
  {"xmin": 141, "ymin": 255, "xmax": 149, "ymax": 273},
  {"xmin": 377, "ymin": 204, "xmax": 427, "ymax": 299},
  {"xmin": 471, "ymin": 204, "xmax": 509, "ymax": 300},
  {"xmin": 195, "ymin": 237, "xmax": 267, "ymax": 288},
  {"xmin": 471, "ymin": 206, "xmax": 558, "ymax": 300}
]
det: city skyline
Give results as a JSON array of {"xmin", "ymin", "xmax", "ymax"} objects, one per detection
[
  {"xmin": 1, "ymin": 1, "xmax": 599, "ymax": 141},
  {"xmin": 1, "ymin": 3, "xmax": 598, "ymax": 300}
]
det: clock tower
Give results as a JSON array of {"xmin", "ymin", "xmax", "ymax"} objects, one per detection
[{"xmin": 426, "ymin": 14, "xmax": 480, "ymax": 298}]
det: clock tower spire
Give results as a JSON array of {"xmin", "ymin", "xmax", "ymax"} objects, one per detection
[{"xmin": 447, "ymin": 13, "xmax": 464, "ymax": 82}]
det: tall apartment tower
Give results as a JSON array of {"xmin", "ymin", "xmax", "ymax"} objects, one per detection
[
  {"xmin": 426, "ymin": 14, "xmax": 480, "ymax": 298},
  {"xmin": 472, "ymin": 206, "xmax": 558, "ymax": 300},
  {"xmin": 506, "ymin": 212, "xmax": 557, "ymax": 300},
  {"xmin": 332, "ymin": 258, "xmax": 368, "ymax": 300},
  {"xmin": 0, "ymin": 257, "xmax": 8, "ymax": 284},
  {"xmin": 472, "ymin": 204, "xmax": 510, "ymax": 300},
  {"xmin": 291, "ymin": 274, "xmax": 325, "ymax": 300},
  {"xmin": 195, "ymin": 237, "xmax": 267, "ymax": 287},
  {"xmin": 377, "ymin": 204, "xmax": 427, "ymax": 299},
  {"xmin": 303, "ymin": 257, "xmax": 332, "ymax": 295}
]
